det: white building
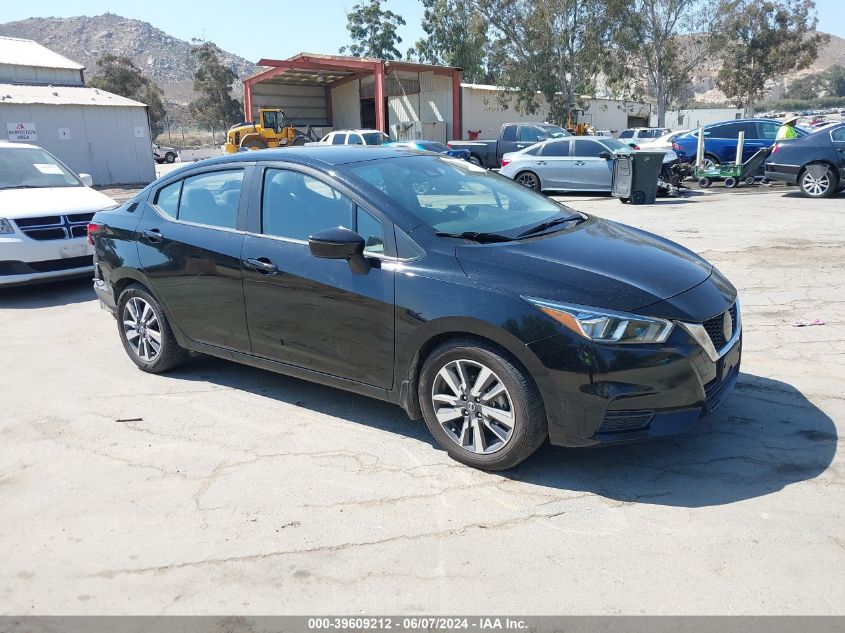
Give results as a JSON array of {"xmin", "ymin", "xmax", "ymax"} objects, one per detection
[
  {"xmin": 0, "ymin": 36, "xmax": 155, "ymax": 185},
  {"xmin": 651, "ymin": 107, "xmax": 745, "ymax": 130}
]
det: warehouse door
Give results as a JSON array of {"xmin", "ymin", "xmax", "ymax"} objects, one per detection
[{"xmin": 360, "ymin": 98, "xmax": 390, "ymax": 130}]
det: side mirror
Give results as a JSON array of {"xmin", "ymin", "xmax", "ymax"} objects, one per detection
[
  {"xmin": 79, "ymin": 173, "xmax": 93, "ymax": 187},
  {"xmin": 308, "ymin": 226, "xmax": 370, "ymax": 274},
  {"xmin": 598, "ymin": 151, "xmax": 613, "ymax": 160}
]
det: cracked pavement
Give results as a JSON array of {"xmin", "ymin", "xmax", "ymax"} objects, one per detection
[{"xmin": 1, "ymin": 185, "xmax": 843, "ymax": 614}]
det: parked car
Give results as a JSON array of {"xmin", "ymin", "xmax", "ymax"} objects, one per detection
[
  {"xmin": 448, "ymin": 122, "xmax": 571, "ymax": 168},
  {"xmin": 312, "ymin": 129, "xmax": 389, "ymax": 146},
  {"xmin": 385, "ymin": 139, "xmax": 471, "ymax": 161},
  {"xmin": 764, "ymin": 122, "xmax": 845, "ymax": 198},
  {"xmin": 152, "ymin": 142, "xmax": 178, "ymax": 164},
  {"xmin": 0, "ymin": 142, "xmax": 116, "ymax": 286},
  {"xmin": 672, "ymin": 119, "xmax": 808, "ymax": 168},
  {"xmin": 89, "ymin": 146, "xmax": 741, "ymax": 470},
  {"xmin": 618, "ymin": 128, "xmax": 671, "ymax": 147},
  {"xmin": 636, "ymin": 129, "xmax": 691, "ymax": 151},
  {"xmin": 498, "ymin": 136, "xmax": 633, "ymax": 192}
]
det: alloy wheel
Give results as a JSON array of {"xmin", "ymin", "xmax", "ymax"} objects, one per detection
[
  {"xmin": 431, "ymin": 359, "xmax": 515, "ymax": 455},
  {"xmin": 701, "ymin": 157, "xmax": 719, "ymax": 171},
  {"xmin": 801, "ymin": 170, "xmax": 831, "ymax": 197},
  {"xmin": 122, "ymin": 297, "xmax": 162, "ymax": 362},
  {"xmin": 516, "ymin": 172, "xmax": 539, "ymax": 190}
]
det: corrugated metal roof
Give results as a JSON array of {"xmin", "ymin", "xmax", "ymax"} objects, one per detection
[
  {"xmin": 0, "ymin": 83, "xmax": 146, "ymax": 107},
  {"xmin": 0, "ymin": 36, "xmax": 84, "ymax": 70}
]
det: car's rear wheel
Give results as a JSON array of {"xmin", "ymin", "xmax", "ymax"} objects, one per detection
[
  {"xmin": 469, "ymin": 155, "xmax": 482, "ymax": 167},
  {"xmin": 117, "ymin": 285, "xmax": 188, "ymax": 373},
  {"xmin": 515, "ymin": 171, "xmax": 540, "ymax": 191},
  {"xmin": 799, "ymin": 164, "xmax": 839, "ymax": 198},
  {"xmin": 165, "ymin": 152, "xmax": 176, "ymax": 163},
  {"xmin": 701, "ymin": 154, "xmax": 720, "ymax": 171},
  {"xmin": 418, "ymin": 338, "xmax": 547, "ymax": 470}
]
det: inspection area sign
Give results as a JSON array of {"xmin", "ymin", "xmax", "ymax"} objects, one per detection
[{"xmin": 7, "ymin": 122, "xmax": 37, "ymax": 141}]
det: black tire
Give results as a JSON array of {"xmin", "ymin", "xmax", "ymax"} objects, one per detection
[
  {"xmin": 468, "ymin": 155, "xmax": 482, "ymax": 167},
  {"xmin": 117, "ymin": 284, "xmax": 189, "ymax": 374},
  {"xmin": 418, "ymin": 337, "xmax": 548, "ymax": 471},
  {"xmin": 515, "ymin": 171, "xmax": 541, "ymax": 191},
  {"xmin": 745, "ymin": 176, "xmax": 756, "ymax": 186},
  {"xmin": 698, "ymin": 177, "xmax": 712, "ymax": 188},
  {"xmin": 724, "ymin": 177, "xmax": 737, "ymax": 188},
  {"xmin": 164, "ymin": 152, "xmax": 176, "ymax": 163},
  {"xmin": 798, "ymin": 164, "xmax": 840, "ymax": 198},
  {"xmin": 241, "ymin": 138, "xmax": 267, "ymax": 151},
  {"xmin": 619, "ymin": 197, "xmax": 630, "ymax": 204},
  {"xmin": 631, "ymin": 191, "xmax": 646, "ymax": 204}
]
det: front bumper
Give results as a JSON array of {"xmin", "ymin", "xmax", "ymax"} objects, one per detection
[
  {"xmin": 0, "ymin": 235, "xmax": 94, "ymax": 286},
  {"xmin": 528, "ymin": 323, "xmax": 742, "ymax": 447}
]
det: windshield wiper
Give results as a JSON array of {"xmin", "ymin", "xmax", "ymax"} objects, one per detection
[
  {"xmin": 516, "ymin": 214, "xmax": 584, "ymax": 239},
  {"xmin": 435, "ymin": 231, "xmax": 513, "ymax": 243}
]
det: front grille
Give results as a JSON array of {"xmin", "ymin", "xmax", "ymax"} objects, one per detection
[
  {"xmin": 597, "ymin": 409, "xmax": 655, "ymax": 434},
  {"xmin": 703, "ymin": 303, "xmax": 738, "ymax": 350},
  {"xmin": 704, "ymin": 365, "xmax": 740, "ymax": 412},
  {"xmin": 13, "ymin": 213, "xmax": 95, "ymax": 241}
]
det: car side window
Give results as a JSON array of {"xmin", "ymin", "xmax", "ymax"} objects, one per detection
[
  {"xmin": 331, "ymin": 134, "xmax": 346, "ymax": 145},
  {"xmin": 348, "ymin": 134, "xmax": 364, "ymax": 145},
  {"xmin": 541, "ymin": 140, "xmax": 570, "ymax": 157},
  {"xmin": 178, "ymin": 171, "xmax": 243, "ymax": 229},
  {"xmin": 619, "ymin": 130, "xmax": 633, "ymax": 139},
  {"xmin": 573, "ymin": 140, "xmax": 603, "ymax": 158},
  {"xmin": 832, "ymin": 127, "xmax": 845, "ymax": 142},
  {"xmin": 262, "ymin": 169, "xmax": 354, "ymax": 241},
  {"xmin": 523, "ymin": 145, "xmax": 542, "ymax": 156},
  {"xmin": 154, "ymin": 180, "xmax": 182, "ymax": 219},
  {"xmin": 356, "ymin": 207, "xmax": 384, "ymax": 255},
  {"xmin": 501, "ymin": 125, "xmax": 517, "ymax": 141},
  {"xmin": 757, "ymin": 122, "xmax": 780, "ymax": 140},
  {"xmin": 519, "ymin": 126, "xmax": 545, "ymax": 142}
]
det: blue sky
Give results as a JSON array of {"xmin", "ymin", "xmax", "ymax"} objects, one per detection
[{"xmin": 2, "ymin": 0, "xmax": 843, "ymax": 63}]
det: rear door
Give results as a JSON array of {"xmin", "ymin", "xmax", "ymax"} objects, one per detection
[
  {"xmin": 832, "ymin": 126, "xmax": 845, "ymax": 173},
  {"xmin": 496, "ymin": 124, "xmax": 519, "ymax": 163},
  {"xmin": 136, "ymin": 166, "xmax": 252, "ymax": 352},
  {"xmin": 571, "ymin": 139, "xmax": 613, "ymax": 191},
  {"xmin": 241, "ymin": 165, "xmax": 395, "ymax": 388},
  {"xmin": 538, "ymin": 139, "xmax": 572, "ymax": 189}
]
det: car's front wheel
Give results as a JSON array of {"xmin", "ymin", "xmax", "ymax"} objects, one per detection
[
  {"xmin": 117, "ymin": 285, "xmax": 189, "ymax": 373},
  {"xmin": 165, "ymin": 152, "xmax": 176, "ymax": 163},
  {"xmin": 418, "ymin": 338, "xmax": 547, "ymax": 470},
  {"xmin": 799, "ymin": 164, "xmax": 839, "ymax": 198}
]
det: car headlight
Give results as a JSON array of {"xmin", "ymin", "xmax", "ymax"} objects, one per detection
[
  {"xmin": 0, "ymin": 218, "xmax": 14, "ymax": 235},
  {"xmin": 523, "ymin": 297, "xmax": 674, "ymax": 344}
]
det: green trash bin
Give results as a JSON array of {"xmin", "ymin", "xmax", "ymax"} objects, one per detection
[{"xmin": 612, "ymin": 151, "xmax": 664, "ymax": 204}]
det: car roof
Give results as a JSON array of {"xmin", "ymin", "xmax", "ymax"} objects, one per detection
[
  {"xmin": 331, "ymin": 129, "xmax": 385, "ymax": 134},
  {"xmin": 0, "ymin": 141, "xmax": 40, "ymax": 149},
  {"xmin": 173, "ymin": 146, "xmax": 425, "ymax": 170}
]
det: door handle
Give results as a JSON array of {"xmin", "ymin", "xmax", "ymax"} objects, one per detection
[
  {"xmin": 141, "ymin": 228, "xmax": 163, "ymax": 243},
  {"xmin": 574, "ymin": 161, "xmax": 586, "ymax": 166},
  {"xmin": 536, "ymin": 161, "xmax": 547, "ymax": 166},
  {"xmin": 244, "ymin": 257, "xmax": 279, "ymax": 275}
]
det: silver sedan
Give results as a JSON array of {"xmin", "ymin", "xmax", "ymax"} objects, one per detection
[{"xmin": 499, "ymin": 136, "xmax": 634, "ymax": 192}]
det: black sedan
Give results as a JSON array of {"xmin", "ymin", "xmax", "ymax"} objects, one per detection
[
  {"xmin": 765, "ymin": 122, "xmax": 845, "ymax": 197},
  {"xmin": 89, "ymin": 146, "xmax": 741, "ymax": 470}
]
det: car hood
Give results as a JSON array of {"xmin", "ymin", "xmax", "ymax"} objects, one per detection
[
  {"xmin": 0, "ymin": 186, "xmax": 117, "ymax": 218},
  {"xmin": 455, "ymin": 217, "xmax": 714, "ymax": 314}
]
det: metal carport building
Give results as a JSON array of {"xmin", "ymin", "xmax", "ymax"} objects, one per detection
[{"xmin": 243, "ymin": 53, "xmax": 462, "ymax": 144}]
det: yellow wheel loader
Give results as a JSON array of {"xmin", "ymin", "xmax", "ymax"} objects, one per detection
[{"xmin": 223, "ymin": 109, "xmax": 317, "ymax": 153}]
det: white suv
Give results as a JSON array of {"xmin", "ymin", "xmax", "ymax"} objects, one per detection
[
  {"xmin": 313, "ymin": 129, "xmax": 390, "ymax": 146},
  {"xmin": 0, "ymin": 142, "xmax": 117, "ymax": 286},
  {"xmin": 618, "ymin": 128, "xmax": 672, "ymax": 147}
]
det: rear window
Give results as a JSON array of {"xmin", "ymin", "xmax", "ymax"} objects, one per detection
[
  {"xmin": 619, "ymin": 130, "xmax": 634, "ymax": 139},
  {"xmin": 153, "ymin": 170, "xmax": 243, "ymax": 230},
  {"xmin": 541, "ymin": 140, "xmax": 570, "ymax": 157},
  {"xmin": 331, "ymin": 134, "xmax": 346, "ymax": 145}
]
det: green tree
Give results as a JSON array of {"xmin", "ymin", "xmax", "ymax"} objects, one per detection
[
  {"xmin": 470, "ymin": 0, "xmax": 627, "ymax": 124},
  {"xmin": 410, "ymin": 0, "xmax": 492, "ymax": 83},
  {"xmin": 88, "ymin": 54, "xmax": 167, "ymax": 134},
  {"xmin": 785, "ymin": 72, "xmax": 826, "ymax": 99},
  {"xmin": 188, "ymin": 41, "xmax": 243, "ymax": 132},
  {"xmin": 613, "ymin": 0, "xmax": 724, "ymax": 127},
  {"xmin": 715, "ymin": 0, "xmax": 829, "ymax": 113},
  {"xmin": 824, "ymin": 64, "xmax": 845, "ymax": 97},
  {"xmin": 339, "ymin": 0, "xmax": 406, "ymax": 59}
]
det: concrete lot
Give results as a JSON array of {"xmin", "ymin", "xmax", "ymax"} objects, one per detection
[{"xmin": 1, "ymin": 185, "xmax": 843, "ymax": 615}]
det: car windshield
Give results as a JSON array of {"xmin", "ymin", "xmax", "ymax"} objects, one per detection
[
  {"xmin": 346, "ymin": 155, "xmax": 573, "ymax": 236},
  {"xmin": 599, "ymin": 139, "xmax": 634, "ymax": 153},
  {"xmin": 539, "ymin": 124, "xmax": 570, "ymax": 138},
  {"xmin": 0, "ymin": 147, "xmax": 81, "ymax": 189},
  {"xmin": 362, "ymin": 132, "xmax": 388, "ymax": 145}
]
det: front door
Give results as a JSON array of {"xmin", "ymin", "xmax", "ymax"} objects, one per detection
[
  {"xmin": 241, "ymin": 167, "xmax": 395, "ymax": 389},
  {"xmin": 571, "ymin": 139, "xmax": 614, "ymax": 191},
  {"xmin": 136, "ymin": 167, "xmax": 252, "ymax": 352}
]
